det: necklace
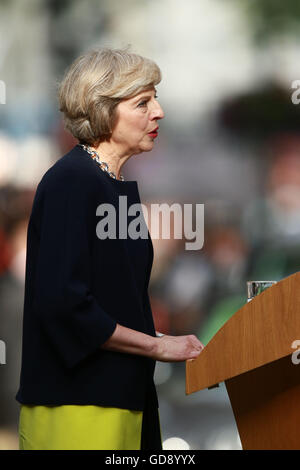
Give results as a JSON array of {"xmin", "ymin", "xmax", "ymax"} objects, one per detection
[{"xmin": 79, "ymin": 144, "xmax": 125, "ymax": 181}]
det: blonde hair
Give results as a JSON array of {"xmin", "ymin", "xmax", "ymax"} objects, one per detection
[{"xmin": 58, "ymin": 47, "xmax": 162, "ymax": 145}]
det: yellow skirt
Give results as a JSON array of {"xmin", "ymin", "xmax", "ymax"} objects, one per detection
[{"xmin": 18, "ymin": 405, "xmax": 143, "ymax": 450}]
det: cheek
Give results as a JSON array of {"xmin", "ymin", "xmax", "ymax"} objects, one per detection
[
  {"xmin": 136, "ymin": 115, "xmax": 149, "ymax": 133},
  {"xmin": 113, "ymin": 109, "xmax": 149, "ymax": 141},
  {"xmin": 113, "ymin": 119, "xmax": 133, "ymax": 140},
  {"xmin": 125, "ymin": 118, "xmax": 148, "ymax": 139}
]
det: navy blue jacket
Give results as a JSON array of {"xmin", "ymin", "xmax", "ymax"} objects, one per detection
[{"xmin": 15, "ymin": 144, "xmax": 161, "ymax": 449}]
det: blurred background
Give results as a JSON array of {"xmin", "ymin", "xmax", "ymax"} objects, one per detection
[{"xmin": 1, "ymin": 0, "xmax": 300, "ymax": 450}]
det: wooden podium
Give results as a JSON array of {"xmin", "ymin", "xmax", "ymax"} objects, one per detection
[{"xmin": 186, "ymin": 272, "xmax": 300, "ymax": 450}]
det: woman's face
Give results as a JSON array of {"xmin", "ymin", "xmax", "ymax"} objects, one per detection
[{"xmin": 111, "ymin": 87, "xmax": 164, "ymax": 156}]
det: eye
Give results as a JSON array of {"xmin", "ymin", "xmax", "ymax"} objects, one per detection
[
  {"xmin": 138, "ymin": 100, "xmax": 148, "ymax": 107},
  {"xmin": 138, "ymin": 94, "xmax": 158, "ymax": 107}
]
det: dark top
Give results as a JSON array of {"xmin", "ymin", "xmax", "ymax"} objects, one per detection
[{"xmin": 15, "ymin": 144, "xmax": 161, "ymax": 449}]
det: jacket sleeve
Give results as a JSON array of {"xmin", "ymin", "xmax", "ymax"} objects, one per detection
[{"xmin": 33, "ymin": 170, "xmax": 117, "ymax": 369}]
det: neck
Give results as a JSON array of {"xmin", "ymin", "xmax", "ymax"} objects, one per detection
[{"xmin": 91, "ymin": 142, "xmax": 132, "ymax": 180}]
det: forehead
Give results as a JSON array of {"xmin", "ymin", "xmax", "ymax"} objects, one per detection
[{"xmin": 129, "ymin": 87, "xmax": 156, "ymax": 100}]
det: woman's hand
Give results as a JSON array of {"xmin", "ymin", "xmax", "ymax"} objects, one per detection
[
  {"xmin": 151, "ymin": 334, "xmax": 204, "ymax": 362},
  {"xmin": 101, "ymin": 324, "xmax": 204, "ymax": 363}
]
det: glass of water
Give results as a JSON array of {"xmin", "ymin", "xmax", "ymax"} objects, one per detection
[{"xmin": 247, "ymin": 281, "xmax": 277, "ymax": 302}]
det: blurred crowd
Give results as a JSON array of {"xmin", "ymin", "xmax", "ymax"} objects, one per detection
[
  {"xmin": 2, "ymin": 0, "xmax": 300, "ymax": 451},
  {"xmin": 149, "ymin": 134, "xmax": 300, "ymax": 345},
  {"xmin": 1, "ymin": 128, "xmax": 300, "ymax": 448}
]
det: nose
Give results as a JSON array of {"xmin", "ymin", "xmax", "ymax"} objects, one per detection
[{"xmin": 151, "ymin": 101, "xmax": 165, "ymax": 121}]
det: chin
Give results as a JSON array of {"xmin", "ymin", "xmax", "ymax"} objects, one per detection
[
  {"xmin": 140, "ymin": 142, "xmax": 155, "ymax": 153},
  {"xmin": 133, "ymin": 141, "xmax": 155, "ymax": 155}
]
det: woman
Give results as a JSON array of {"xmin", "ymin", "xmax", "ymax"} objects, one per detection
[{"xmin": 15, "ymin": 47, "xmax": 204, "ymax": 450}]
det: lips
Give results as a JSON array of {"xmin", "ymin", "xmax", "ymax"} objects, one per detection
[{"xmin": 148, "ymin": 126, "xmax": 159, "ymax": 137}]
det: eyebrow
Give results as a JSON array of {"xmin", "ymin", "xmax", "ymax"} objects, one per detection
[{"xmin": 132, "ymin": 90, "xmax": 157, "ymax": 103}]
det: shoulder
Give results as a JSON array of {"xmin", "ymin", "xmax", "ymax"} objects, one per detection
[
  {"xmin": 30, "ymin": 146, "xmax": 105, "ymax": 230},
  {"xmin": 36, "ymin": 145, "xmax": 101, "ymax": 197}
]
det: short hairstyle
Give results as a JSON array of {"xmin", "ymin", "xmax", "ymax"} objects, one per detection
[{"xmin": 58, "ymin": 47, "xmax": 162, "ymax": 146}]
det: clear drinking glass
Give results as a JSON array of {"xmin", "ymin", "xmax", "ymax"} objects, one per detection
[{"xmin": 246, "ymin": 281, "xmax": 277, "ymax": 302}]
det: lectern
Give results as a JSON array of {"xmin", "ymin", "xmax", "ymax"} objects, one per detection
[{"xmin": 186, "ymin": 272, "xmax": 300, "ymax": 450}]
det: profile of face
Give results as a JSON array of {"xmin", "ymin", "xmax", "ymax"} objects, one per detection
[{"xmin": 111, "ymin": 87, "xmax": 164, "ymax": 156}]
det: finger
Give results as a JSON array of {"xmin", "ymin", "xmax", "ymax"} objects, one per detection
[
  {"xmin": 190, "ymin": 336, "xmax": 204, "ymax": 349},
  {"xmin": 195, "ymin": 339, "xmax": 204, "ymax": 349},
  {"xmin": 191, "ymin": 349, "xmax": 201, "ymax": 357}
]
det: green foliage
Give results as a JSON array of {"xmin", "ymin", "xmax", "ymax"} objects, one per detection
[
  {"xmin": 232, "ymin": 0, "xmax": 300, "ymax": 43},
  {"xmin": 218, "ymin": 82, "xmax": 300, "ymax": 141},
  {"xmin": 198, "ymin": 294, "xmax": 246, "ymax": 346}
]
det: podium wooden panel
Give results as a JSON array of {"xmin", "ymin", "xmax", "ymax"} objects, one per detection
[{"xmin": 186, "ymin": 272, "xmax": 300, "ymax": 449}]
